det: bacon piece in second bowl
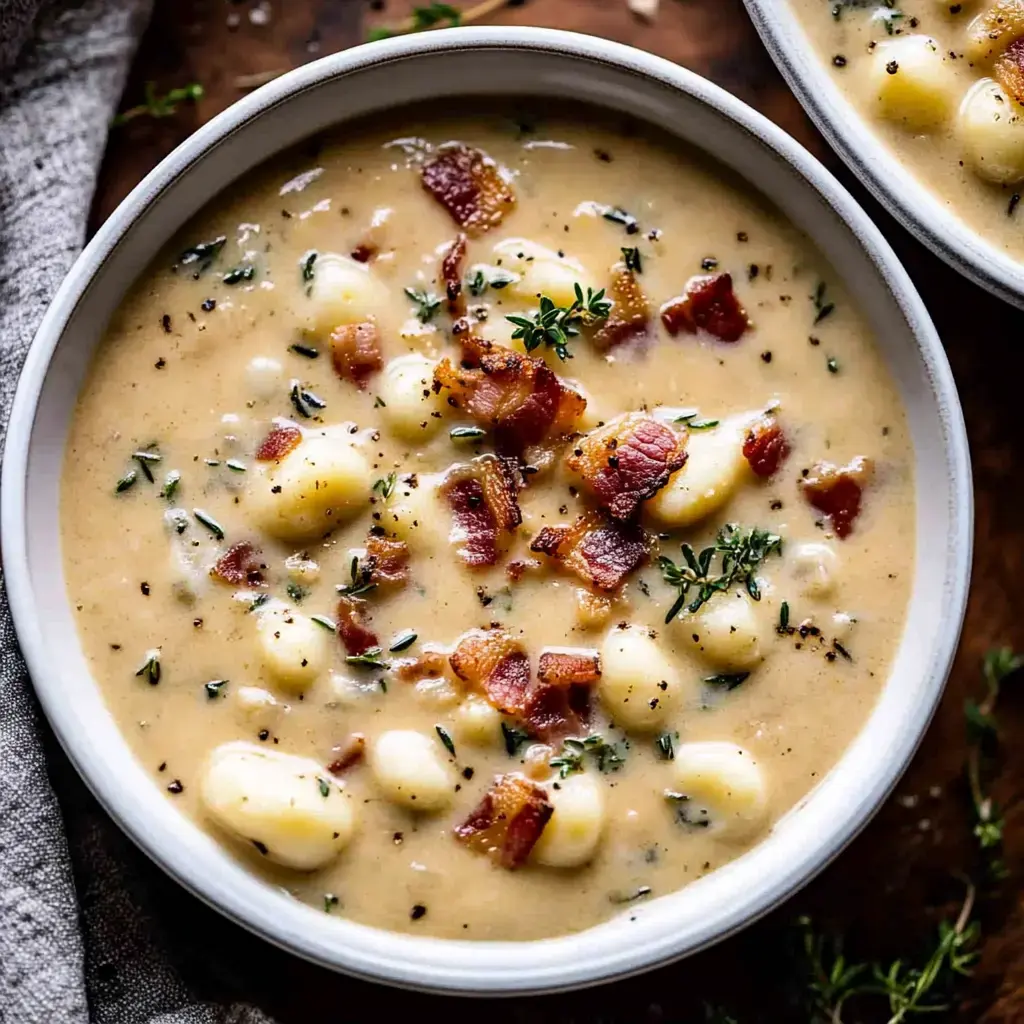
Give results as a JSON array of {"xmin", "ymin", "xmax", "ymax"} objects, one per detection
[{"xmin": 566, "ymin": 413, "xmax": 688, "ymax": 520}]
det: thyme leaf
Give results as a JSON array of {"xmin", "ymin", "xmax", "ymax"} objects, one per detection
[
  {"xmin": 550, "ymin": 733, "xmax": 626, "ymax": 778},
  {"xmin": 193, "ymin": 508, "xmax": 225, "ymax": 540},
  {"xmin": 114, "ymin": 81, "xmax": 203, "ymax": 126},
  {"xmin": 345, "ymin": 646, "xmax": 389, "ymax": 669},
  {"xmin": 404, "ymin": 286, "xmax": 443, "ymax": 323},
  {"xmin": 659, "ymin": 523, "xmax": 783, "ymax": 622},
  {"xmin": 135, "ymin": 649, "xmax": 161, "ymax": 685},
  {"xmin": 435, "ymin": 725, "xmax": 456, "ymax": 757},
  {"xmin": 336, "ymin": 556, "xmax": 376, "ymax": 598},
  {"xmin": 506, "ymin": 284, "xmax": 611, "ymax": 361}
]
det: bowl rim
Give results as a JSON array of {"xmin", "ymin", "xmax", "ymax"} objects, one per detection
[
  {"xmin": 1, "ymin": 26, "xmax": 972, "ymax": 994},
  {"xmin": 743, "ymin": 0, "xmax": 1024, "ymax": 310}
]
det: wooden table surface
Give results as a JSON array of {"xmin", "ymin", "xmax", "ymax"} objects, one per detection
[{"xmin": 92, "ymin": 2, "xmax": 1024, "ymax": 1020}]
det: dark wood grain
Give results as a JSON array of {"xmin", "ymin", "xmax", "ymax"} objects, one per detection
[{"xmin": 90, "ymin": 2, "xmax": 1024, "ymax": 1020}]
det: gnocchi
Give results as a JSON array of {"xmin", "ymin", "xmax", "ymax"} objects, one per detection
[
  {"xmin": 958, "ymin": 78, "xmax": 1024, "ymax": 184},
  {"xmin": 532, "ymin": 773, "xmax": 607, "ymax": 868},
  {"xmin": 377, "ymin": 354, "xmax": 447, "ymax": 441},
  {"xmin": 251, "ymin": 435, "xmax": 372, "ymax": 541},
  {"xmin": 645, "ymin": 415, "xmax": 753, "ymax": 528},
  {"xmin": 685, "ymin": 593, "xmax": 764, "ymax": 671},
  {"xmin": 866, "ymin": 36, "xmax": 957, "ymax": 131},
  {"xmin": 492, "ymin": 237, "xmax": 597, "ymax": 309},
  {"xmin": 200, "ymin": 742, "xmax": 356, "ymax": 869},
  {"xmin": 305, "ymin": 253, "xmax": 389, "ymax": 333},
  {"xmin": 255, "ymin": 604, "xmax": 331, "ymax": 692},
  {"xmin": 669, "ymin": 741, "xmax": 768, "ymax": 841},
  {"xmin": 369, "ymin": 729, "xmax": 455, "ymax": 811},
  {"xmin": 599, "ymin": 626, "xmax": 678, "ymax": 731}
]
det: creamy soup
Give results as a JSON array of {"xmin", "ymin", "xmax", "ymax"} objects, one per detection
[
  {"xmin": 794, "ymin": 0, "xmax": 1024, "ymax": 260},
  {"xmin": 62, "ymin": 106, "xmax": 914, "ymax": 941}
]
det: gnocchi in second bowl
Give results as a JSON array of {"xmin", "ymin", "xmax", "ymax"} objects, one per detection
[{"xmin": 62, "ymin": 104, "xmax": 914, "ymax": 940}]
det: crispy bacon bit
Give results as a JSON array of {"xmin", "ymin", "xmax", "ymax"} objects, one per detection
[
  {"xmin": 433, "ymin": 344, "xmax": 586, "ymax": 455},
  {"xmin": 449, "ymin": 628, "xmax": 531, "ymax": 714},
  {"xmin": 801, "ymin": 456, "xmax": 873, "ymax": 539},
  {"xmin": 442, "ymin": 233, "xmax": 468, "ymax": 319},
  {"xmin": 210, "ymin": 542, "xmax": 266, "ymax": 587},
  {"xmin": 995, "ymin": 36, "xmax": 1024, "ymax": 105},
  {"xmin": 365, "ymin": 533, "xmax": 409, "ymax": 589},
  {"xmin": 530, "ymin": 511, "xmax": 650, "ymax": 591},
  {"xmin": 336, "ymin": 597, "xmax": 379, "ymax": 657},
  {"xmin": 392, "ymin": 646, "xmax": 449, "ymax": 684},
  {"xmin": 537, "ymin": 648, "xmax": 602, "ymax": 687},
  {"xmin": 350, "ymin": 243, "xmax": 377, "ymax": 263},
  {"xmin": 327, "ymin": 734, "xmax": 366, "ymax": 775},
  {"xmin": 521, "ymin": 647, "xmax": 601, "ymax": 741},
  {"xmin": 660, "ymin": 273, "xmax": 750, "ymax": 342},
  {"xmin": 439, "ymin": 455, "xmax": 522, "ymax": 568},
  {"xmin": 566, "ymin": 413, "xmax": 688, "ymax": 519},
  {"xmin": 743, "ymin": 416, "xmax": 790, "ymax": 478},
  {"xmin": 421, "ymin": 143, "xmax": 515, "ymax": 235},
  {"xmin": 255, "ymin": 424, "xmax": 302, "ymax": 462},
  {"xmin": 594, "ymin": 267, "xmax": 650, "ymax": 350},
  {"xmin": 454, "ymin": 774, "xmax": 553, "ymax": 868},
  {"xmin": 329, "ymin": 320, "xmax": 382, "ymax": 389}
]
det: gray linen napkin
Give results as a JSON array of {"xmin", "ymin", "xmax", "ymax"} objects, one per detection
[{"xmin": 0, "ymin": 2, "xmax": 276, "ymax": 1021}]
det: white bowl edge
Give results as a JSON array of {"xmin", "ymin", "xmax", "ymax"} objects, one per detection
[
  {"xmin": 744, "ymin": 0, "xmax": 1024, "ymax": 309},
  {"xmin": 0, "ymin": 27, "xmax": 972, "ymax": 995}
]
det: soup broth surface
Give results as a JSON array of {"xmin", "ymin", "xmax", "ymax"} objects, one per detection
[{"xmin": 62, "ymin": 106, "xmax": 914, "ymax": 940}]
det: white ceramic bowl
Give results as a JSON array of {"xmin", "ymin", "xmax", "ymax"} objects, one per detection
[
  {"xmin": 2, "ymin": 27, "xmax": 971, "ymax": 994},
  {"xmin": 744, "ymin": 0, "xmax": 1024, "ymax": 309}
]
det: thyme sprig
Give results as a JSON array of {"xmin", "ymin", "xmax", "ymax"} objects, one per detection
[
  {"xmin": 367, "ymin": 0, "xmax": 511, "ymax": 41},
  {"xmin": 506, "ymin": 284, "xmax": 611, "ymax": 361},
  {"xmin": 345, "ymin": 646, "xmax": 389, "ymax": 669},
  {"xmin": 336, "ymin": 556, "xmax": 376, "ymax": 598},
  {"xmin": 113, "ymin": 81, "xmax": 203, "ymax": 126},
  {"xmin": 659, "ymin": 524, "xmax": 783, "ymax": 623},
  {"xmin": 965, "ymin": 647, "xmax": 1023, "ymax": 877},
  {"xmin": 404, "ymin": 287, "xmax": 443, "ymax": 323},
  {"xmin": 797, "ymin": 886, "xmax": 979, "ymax": 1024},
  {"xmin": 550, "ymin": 733, "xmax": 626, "ymax": 778}
]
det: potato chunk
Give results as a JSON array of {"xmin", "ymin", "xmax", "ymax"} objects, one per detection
[
  {"xmin": 669, "ymin": 741, "xmax": 767, "ymax": 841},
  {"xmin": 255, "ymin": 604, "xmax": 330, "ymax": 692},
  {"xmin": 645, "ymin": 415, "xmax": 751, "ymax": 528},
  {"xmin": 598, "ymin": 625, "xmax": 677, "ymax": 731},
  {"xmin": 378, "ymin": 354, "xmax": 446, "ymax": 441},
  {"xmin": 531, "ymin": 773, "xmax": 606, "ymax": 868},
  {"xmin": 959, "ymin": 78, "xmax": 1024, "ymax": 183},
  {"xmin": 492, "ymin": 238, "xmax": 597, "ymax": 308},
  {"xmin": 685, "ymin": 593, "xmax": 763, "ymax": 671},
  {"xmin": 251, "ymin": 435, "xmax": 371, "ymax": 541},
  {"xmin": 370, "ymin": 729, "xmax": 455, "ymax": 811},
  {"xmin": 306, "ymin": 253, "xmax": 388, "ymax": 334},
  {"xmin": 200, "ymin": 742, "xmax": 356, "ymax": 870},
  {"xmin": 790, "ymin": 541, "xmax": 839, "ymax": 599},
  {"xmin": 866, "ymin": 35, "xmax": 957, "ymax": 131}
]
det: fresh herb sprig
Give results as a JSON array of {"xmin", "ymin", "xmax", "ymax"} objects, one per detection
[
  {"xmin": 506, "ymin": 284, "xmax": 611, "ymax": 361},
  {"xmin": 345, "ymin": 647, "xmax": 389, "ymax": 669},
  {"xmin": 404, "ymin": 287, "xmax": 443, "ymax": 323},
  {"xmin": 965, "ymin": 647, "xmax": 1023, "ymax": 876},
  {"xmin": 336, "ymin": 556, "xmax": 376, "ymax": 598},
  {"xmin": 114, "ymin": 81, "xmax": 203, "ymax": 126},
  {"xmin": 550, "ymin": 733, "xmax": 626, "ymax": 778},
  {"xmin": 659, "ymin": 523, "xmax": 783, "ymax": 623},
  {"xmin": 797, "ymin": 886, "xmax": 979, "ymax": 1024}
]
